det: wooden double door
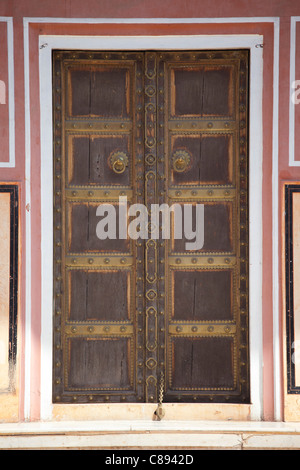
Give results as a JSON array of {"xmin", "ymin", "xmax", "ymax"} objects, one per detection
[{"xmin": 52, "ymin": 50, "xmax": 249, "ymax": 404}]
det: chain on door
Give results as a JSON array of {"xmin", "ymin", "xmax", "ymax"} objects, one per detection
[{"xmin": 52, "ymin": 50, "xmax": 249, "ymax": 404}]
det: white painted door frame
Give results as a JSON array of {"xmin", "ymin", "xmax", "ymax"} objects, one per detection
[{"xmin": 36, "ymin": 32, "xmax": 264, "ymax": 422}]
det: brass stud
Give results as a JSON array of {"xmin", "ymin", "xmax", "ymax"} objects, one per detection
[
  {"xmin": 88, "ymin": 258, "xmax": 94, "ymax": 264},
  {"xmin": 208, "ymin": 258, "xmax": 214, "ymax": 264},
  {"xmin": 208, "ymin": 326, "xmax": 214, "ymax": 332},
  {"xmin": 192, "ymin": 258, "xmax": 197, "ymax": 264}
]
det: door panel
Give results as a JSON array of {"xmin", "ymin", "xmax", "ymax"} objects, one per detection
[
  {"xmin": 172, "ymin": 270, "xmax": 233, "ymax": 322},
  {"xmin": 68, "ymin": 135, "xmax": 131, "ymax": 186},
  {"xmin": 68, "ymin": 269, "xmax": 131, "ymax": 322},
  {"xmin": 53, "ymin": 50, "xmax": 249, "ymax": 404},
  {"xmin": 67, "ymin": 65, "xmax": 131, "ymax": 117},
  {"xmin": 170, "ymin": 134, "xmax": 233, "ymax": 185},
  {"xmin": 171, "ymin": 65, "xmax": 234, "ymax": 117},
  {"xmin": 67, "ymin": 337, "xmax": 132, "ymax": 389},
  {"xmin": 68, "ymin": 202, "xmax": 130, "ymax": 253}
]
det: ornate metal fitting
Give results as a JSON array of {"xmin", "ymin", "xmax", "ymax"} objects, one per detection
[
  {"xmin": 109, "ymin": 151, "xmax": 129, "ymax": 174},
  {"xmin": 172, "ymin": 149, "xmax": 191, "ymax": 172}
]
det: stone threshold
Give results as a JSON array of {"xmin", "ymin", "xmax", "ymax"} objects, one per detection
[{"xmin": 1, "ymin": 420, "xmax": 300, "ymax": 449}]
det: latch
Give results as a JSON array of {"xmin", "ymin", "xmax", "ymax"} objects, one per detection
[{"xmin": 153, "ymin": 372, "xmax": 165, "ymax": 421}]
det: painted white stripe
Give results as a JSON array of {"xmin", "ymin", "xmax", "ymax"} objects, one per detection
[
  {"xmin": 25, "ymin": 16, "xmax": 280, "ymax": 24},
  {"xmin": 39, "ymin": 32, "xmax": 264, "ymax": 421},
  {"xmin": 272, "ymin": 18, "xmax": 281, "ymax": 421},
  {"xmin": 0, "ymin": 17, "xmax": 15, "ymax": 168},
  {"xmin": 23, "ymin": 18, "xmax": 31, "ymax": 421}
]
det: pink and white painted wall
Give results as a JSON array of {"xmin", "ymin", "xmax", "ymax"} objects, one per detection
[{"xmin": 0, "ymin": 0, "xmax": 299, "ymax": 425}]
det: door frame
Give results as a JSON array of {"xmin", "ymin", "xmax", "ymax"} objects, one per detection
[{"xmin": 39, "ymin": 33, "xmax": 263, "ymax": 420}]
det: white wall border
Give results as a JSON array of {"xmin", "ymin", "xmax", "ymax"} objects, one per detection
[
  {"xmin": 272, "ymin": 18, "xmax": 281, "ymax": 422},
  {"xmin": 36, "ymin": 32, "xmax": 263, "ymax": 422},
  {"xmin": 0, "ymin": 17, "xmax": 15, "ymax": 168}
]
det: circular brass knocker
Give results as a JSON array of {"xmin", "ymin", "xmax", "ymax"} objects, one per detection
[
  {"xmin": 172, "ymin": 149, "xmax": 191, "ymax": 173},
  {"xmin": 110, "ymin": 151, "xmax": 128, "ymax": 174}
]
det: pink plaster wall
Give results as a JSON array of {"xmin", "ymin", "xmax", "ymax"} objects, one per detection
[{"xmin": 0, "ymin": 0, "xmax": 299, "ymax": 422}]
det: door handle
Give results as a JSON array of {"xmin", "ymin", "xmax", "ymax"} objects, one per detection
[
  {"xmin": 110, "ymin": 151, "xmax": 128, "ymax": 174},
  {"xmin": 172, "ymin": 149, "xmax": 190, "ymax": 172}
]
